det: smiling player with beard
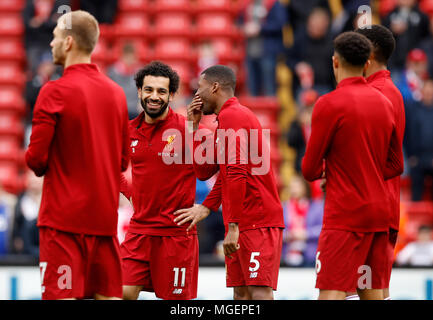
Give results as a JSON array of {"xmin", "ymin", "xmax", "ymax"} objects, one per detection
[{"xmin": 119, "ymin": 61, "xmax": 206, "ymax": 300}]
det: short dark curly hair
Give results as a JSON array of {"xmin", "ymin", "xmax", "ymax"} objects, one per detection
[
  {"xmin": 334, "ymin": 31, "xmax": 372, "ymax": 67},
  {"xmin": 134, "ymin": 61, "xmax": 180, "ymax": 94},
  {"xmin": 355, "ymin": 25, "xmax": 396, "ymax": 65}
]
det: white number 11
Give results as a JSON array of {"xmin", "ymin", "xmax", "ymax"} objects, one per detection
[{"xmin": 173, "ymin": 267, "xmax": 186, "ymax": 287}]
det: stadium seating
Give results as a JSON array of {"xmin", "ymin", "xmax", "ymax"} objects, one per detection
[
  {"xmin": 153, "ymin": 12, "xmax": 193, "ymax": 38},
  {"xmin": 420, "ymin": 0, "xmax": 433, "ymax": 17},
  {"xmin": 194, "ymin": 0, "xmax": 239, "ymax": 16},
  {"xmin": 117, "ymin": 0, "xmax": 150, "ymax": 13},
  {"xmin": 152, "ymin": 37, "xmax": 196, "ymax": 63},
  {"xmin": 210, "ymin": 38, "xmax": 244, "ymax": 65},
  {"xmin": 0, "ymin": 87, "xmax": 26, "ymax": 116},
  {"xmin": 152, "ymin": 0, "xmax": 193, "ymax": 14},
  {"xmin": 0, "ymin": 136, "xmax": 20, "ymax": 162},
  {"xmin": 0, "ymin": 63, "xmax": 26, "ymax": 90},
  {"xmin": 113, "ymin": 13, "xmax": 150, "ymax": 39},
  {"xmin": 0, "ymin": 111, "xmax": 24, "ymax": 139},
  {"xmin": 0, "ymin": 161, "xmax": 20, "ymax": 194},
  {"xmin": 0, "ymin": 13, "xmax": 24, "ymax": 37},
  {"xmin": 195, "ymin": 13, "xmax": 241, "ymax": 40},
  {"xmin": 0, "ymin": 39, "xmax": 26, "ymax": 65},
  {"xmin": 0, "ymin": 0, "xmax": 25, "ymax": 12}
]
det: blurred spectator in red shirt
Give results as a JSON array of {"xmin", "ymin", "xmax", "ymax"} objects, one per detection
[
  {"xmin": 107, "ymin": 42, "xmax": 142, "ymax": 119},
  {"xmin": 383, "ymin": 0, "xmax": 430, "ymax": 73},
  {"xmin": 396, "ymin": 225, "xmax": 433, "ymax": 267},
  {"xmin": 394, "ymin": 48, "xmax": 429, "ymax": 103},
  {"xmin": 23, "ymin": 0, "xmax": 70, "ymax": 72},
  {"xmin": 404, "ymin": 79, "xmax": 433, "ymax": 201},
  {"xmin": 282, "ymin": 174, "xmax": 324, "ymax": 267}
]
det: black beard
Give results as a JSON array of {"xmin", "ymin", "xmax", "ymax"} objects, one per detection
[{"xmin": 141, "ymin": 98, "xmax": 169, "ymax": 119}]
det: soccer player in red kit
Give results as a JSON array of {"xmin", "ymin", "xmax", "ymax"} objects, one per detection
[
  {"xmin": 353, "ymin": 25, "xmax": 405, "ymax": 300},
  {"xmin": 301, "ymin": 32, "xmax": 403, "ymax": 300},
  {"xmin": 174, "ymin": 65, "xmax": 285, "ymax": 300},
  {"xmin": 25, "ymin": 11, "xmax": 130, "ymax": 300},
  {"xmin": 119, "ymin": 61, "xmax": 201, "ymax": 300}
]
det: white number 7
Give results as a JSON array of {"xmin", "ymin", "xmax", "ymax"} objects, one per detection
[
  {"xmin": 249, "ymin": 252, "xmax": 260, "ymax": 272},
  {"xmin": 39, "ymin": 262, "xmax": 47, "ymax": 293}
]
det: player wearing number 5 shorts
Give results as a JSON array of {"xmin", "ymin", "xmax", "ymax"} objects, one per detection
[
  {"xmin": 174, "ymin": 65, "xmax": 285, "ymax": 300},
  {"xmin": 120, "ymin": 61, "xmax": 209, "ymax": 300}
]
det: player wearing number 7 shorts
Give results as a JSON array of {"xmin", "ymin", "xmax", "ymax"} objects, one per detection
[
  {"xmin": 174, "ymin": 65, "xmax": 285, "ymax": 300},
  {"xmin": 26, "ymin": 11, "xmax": 130, "ymax": 300}
]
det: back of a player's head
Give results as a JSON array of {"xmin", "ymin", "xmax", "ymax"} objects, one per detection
[
  {"xmin": 355, "ymin": 25, "xmax": 396, "ymax": 65},
  {"xmin": 134, "ymin": 61, "xmax": 180, "ymax": 94},
  {"xmin": 59, "ymin": 10, "xmax": 99, "ymax": 54},
  {"xmin": 333, "ymin": 31, "xmax": 372, "ymax": 68},
  {"xmin": 201, "ymin": 65, "xmax": 236, "ymax": 93}
]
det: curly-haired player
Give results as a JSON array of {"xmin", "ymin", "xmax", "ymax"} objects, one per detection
[
  {"xmin": 119, "ymin": 61, "xmax": 205, "ymax": 300},
  {"xmin": 302, "ymin": 32, "xmax": 404, "ymax": 300}
]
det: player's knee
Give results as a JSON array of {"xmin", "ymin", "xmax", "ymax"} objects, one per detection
[
  {"xmin": 248, "ymin": 286, "xmax": 273, "ymax": 300},
  {"xmin": 233, "ymin": 287, "xmax": 250, "ymax": 300},
  {"xmin": 122, "ymin": 286, "xmax": 140, "ymax": 300}
]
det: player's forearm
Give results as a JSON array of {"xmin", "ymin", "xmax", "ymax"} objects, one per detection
[
  {"xmin": 202, "ymin": 174, "xmax": 222, "ymax": 212},
  {"xmin": 25, "ymin": 123, "xmax": 55, "ymax": 177},
  {"xmin": 225, "ymin": 165, "xmax": 247, "ymax": 224}
]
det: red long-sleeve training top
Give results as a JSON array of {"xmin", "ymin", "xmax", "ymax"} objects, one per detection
[
  {"xmin": 367, "ymin": 70, "xmax": 405, "ymax": 231},
  {"xmin": 120, "ymin": 108, "xmax": 199, "ymax": 236},
  {"xmin": 302, "ymin": 77, "xmax": 404, "ymax": 233},
  {"xmin": 195, "ymin": 97, "xmax": 284, "ymax": 232},
  {"xmin": 26, "ymin": 63, "xmax": 130, "ymax": 236}
]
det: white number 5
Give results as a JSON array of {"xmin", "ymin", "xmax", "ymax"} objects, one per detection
[{"xmin": 249, "ymin": 252, "xmax": 260, "ymax": 272}]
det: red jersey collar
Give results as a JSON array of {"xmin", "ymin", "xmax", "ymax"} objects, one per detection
[
  {"xmin": 63, "ymin": 63, "xmax": 100, "ymax": 75},
  {"xmin": 336, "ymin": 76, "xmax": 367, "ymax": 89},
  {"xmin": 217, "ymin": 97, "xmax": 239, "ymax": 116},
  {"xmin": 366, "ymin": 70, "xmax": 391, "ymax": 83},
  {"xmin": 131, "ymin": 107, "xmax": 174, "ymax": 128}
]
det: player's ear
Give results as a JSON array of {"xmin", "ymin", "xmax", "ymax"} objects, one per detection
[
  {"xmin": 168, "ymin": 92, "xmax": 174, "ymax": 102},
  {"xmin": 64, "ymin": 35, "xmax": 73, "ymax": 52},
  {"xmin": 211, "ymin": 82, "xmax": 219, "ymax": 94},
  {"xmin": 332, "ymin": 55, "xmax": 338, "ymax": 69},
  {"xmin": 363, "ymin": 59, "xmax": 371, "ymax": 75}
]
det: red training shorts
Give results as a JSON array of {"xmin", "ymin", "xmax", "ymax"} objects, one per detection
[
  {"xmin": 39, "ymin": 227, "xmax": 123, "ymax": 300},
  {"xmin": 225, "ymin": 227, "xmax": 283, "ymax": 290},
  {"xmin": 120, "ymin": 232, "xmax": 199, "ymax": 300},
  {"xmin": 315, "ymin": 229, "xmax": 390, "ymax": 292}
]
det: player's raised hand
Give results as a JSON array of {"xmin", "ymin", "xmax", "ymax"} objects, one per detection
[
  {"xmin": 223, "ymin": 223, "xmax": 240, "ymax": 259},
  {"xmin": 187, "ymin": 94, "xmax": 203, "ymax": 131},
  {"xmin": 173, "ymin": 204, "xmax": 210, "ymax": 231}
]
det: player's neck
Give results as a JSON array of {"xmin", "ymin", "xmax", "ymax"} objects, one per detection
[
  {"xmin": 365, "ymin": 62, "xmax": 387, "ymax": 78},
  {"xmin": 63, "ymin": 53, "xmax": 92, "ymax": 69},
  {"xmin": 215, "ymin": 94, "xmax": 234, "ymax": 115},
  {"xmin": 337, "ymin": 69, "xmax": 364, "ymax": 84}
]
